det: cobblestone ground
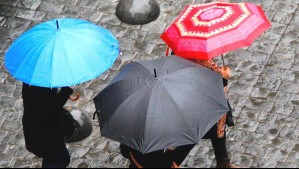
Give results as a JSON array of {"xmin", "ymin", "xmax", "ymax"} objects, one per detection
[{"xmin": 0, "ymin": 0, "xmax": 299, "ymax": 168}]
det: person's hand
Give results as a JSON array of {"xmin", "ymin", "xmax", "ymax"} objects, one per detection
[
  {"xmin": 61, "ymin": 87, "xmax": 74, "ymax": 96},
  {"xmin": 221, "ymin": 66, "xmax": 231, "ymax": 80}
]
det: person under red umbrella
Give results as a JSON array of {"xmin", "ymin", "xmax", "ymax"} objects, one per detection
[
  {"xmin": 159, "ymin": 2, "xmax": 271, "ymax": 166},
  {"xmin": 120, "ymin": 54, "xmax": 240, "ymax": 168},
  {"xmin": 169, "ymin": 51, "xmax": 240, "ymax": 168}
]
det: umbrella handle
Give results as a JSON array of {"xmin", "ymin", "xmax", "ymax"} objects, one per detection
[
  {"xmin": 221, "ymin": 55, "xmax": 225, "ymax": 67},
  {"xmin": 69, "ymin": 94, "xmax": 80, "ymax": 101}
]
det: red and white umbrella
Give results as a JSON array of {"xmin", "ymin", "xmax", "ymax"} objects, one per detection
[{"xmin": 161, "ymin": 1, "xmax": 272, "ymax": 60}]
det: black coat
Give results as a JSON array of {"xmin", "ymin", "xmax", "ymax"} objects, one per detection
[
  {"xmin": 120, "ymin": 144, "xmax": 195, "ymax": 168},
  {"xmin": 22, "ymin": 83, "xmax": 72, "ymax": 158}
]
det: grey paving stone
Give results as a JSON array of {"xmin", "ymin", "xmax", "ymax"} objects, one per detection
[
  {"xmin": 245, "ymin": 98, "xmax": 275, "ymax": 113},
  {"xmin": 184, "ymin": 157, "xmax": 213, "ymax": 168},
  {"xmin": 237, "ymin": 72, "xmax": 260, "ymax": 87},
  {"xmin": 1, "ymin": 110, "xmax": 22, "ymax": 122},
  {"xmin": 234, "ymin": 118, "xmax": 260, "ymax": 133},
  {"xmin": 227, "ymin": 141, "xmax": 247, "ymax": 154},
  {"xmin": 238, "ymin": 61, "xmax": 264, "ymax": 75},
  {"xmin": 280, "ymin": 80, "xmax": 299, "ymax": 94},
  {"xmin": 266, "ymin": 137, "xmax": 295, "ymax": 151},
  {"xmin": 0, "ymin": 96, "xmax": 16, "ymax": 110},
  {"xmin": 251, "ymin": 157, "xmax": 278, "ymax": 168},
  {"xmin": 275, "ymin": 115, "xmax": 298, "ymax": 128},
  {"xmin": 256, "ymin": 123, "xmax": 283, "ymax": 138},
  {"xmin": 273, "ymin": 11, "xmax": 293, "ymax": 24},
  {"xmin": 16, "ymin": 9, "xmax": 36, "ymax": 20},
  {"xmin": 0, "ymin": 84, "xmax": 14, "ymax": 96},
  {"xmin": 60, "ymin": 6, "xmax": 82, "ymax": 18},
  {"xmin": 78, "ymin": 0, "xmax": 101, "ymax": 10},
  {"xmin": 247, "ymin": 133, "xmax": 271, "ymax": 145},
  {"xmin": 272, "ymin": 104, "xmax": 295, "ymax": 116},
  {"xmin": 0, "ymin": 0, "xmax": 19, "ymax": 6},
  {"xmin": 0, "ymin": 5, "xmax": 18, "ymax": 17},
  {"xmin": 278, "ymin": 127, "xmax": 299, "ymax": 140},
  {"xmin": 230, "ymin": 154, "xmax": 254, "ymax": 168},
  {"xmin": 270, "ymin": 22, "xmax": 288, "ymax": 35},
  {"xmin": 245, "ymin": 143, "xmax": 268, "ymax": 157},
  {"xmin": 251, "ymin": 88, "xmax": 271, "ymax": 99},
  {"xmin": 81, "ymin": 10, "xmax": 103, "ymax": 23},
  {"xmin": 17, "ymin": 0, "xmax": 42, "ymax": 10},
  {"xmin": 0, "ymin": 0, "xmax": 299, "ymax": 168},
  {"xmin": 227, "ymin": 129, "xmax": 250, "ymax": 142},
  {"xmin": 267, "ymin": 91, "xmax": 292, "ymax": 105},
  {"xmin": 239, "ymin": 108, "xmax": 261, "ymax": 121},
  {"xmin": 276, "ymin": 161, "xmax": 298, "ymax": 168},
  {"xmin": 38, "ymin": 1, "xmax": 64, "ymax": 14},
  {"xmin": 265, "ymin": 148, "xmax": 289, "ymax": 162}
]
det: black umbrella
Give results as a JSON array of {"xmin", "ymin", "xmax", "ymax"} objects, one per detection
[{"xmin": 93, "ymin": 55, "xmax": 229, "ymax": 154}]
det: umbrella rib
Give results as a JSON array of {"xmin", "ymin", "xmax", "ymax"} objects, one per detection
[
  {"xmin": 106, "ymin": 80, "xmax": 153, "ymax": 124},
  {"xmin": 64, "ymin": 33, "xmax": 95, "ymax": 85},
  {"xmin": 134, "ymin": 62, "xmax": 155, "ymax": 77},
  {"xmin": 15, "ymin": 35, "xmax": 55, "ymax": 86},
  {"xmin": 135, "ymin": 58, "xmax": 168, "ymax": 79},
  {"xmin": 106, "ymin": 83, "xmax": 154, "ymax": 152},
  {"xmin": 165, "ymin": 65, "xmax": 213, "ymax": 78},
  {"xmin": 160, "ymin": 83, "xmax": 195, "ymax": 134},
  {"xmin": 109, "ymin": 62, "xmax": 154, "ymax": 85},
  {"xmin": 141, "ymin": 82, "xmax": 159, "ymax": 152},
  {"xmin": 167, "ymin": 68, "xmax": 227, "ymax": 112},
  {"xmin": 48, "ymin": 36, "xmax": 58, "ymax": 88},
  {"xmin": 66, "ymin": 29, "xmax": 119, "ymax": 85},
  {"xmin": 59, "ymin": 33, "xmax": 76, "ymax": 87}
]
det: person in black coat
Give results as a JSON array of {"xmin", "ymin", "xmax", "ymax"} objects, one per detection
[
  {"xmin": 166, "ymin": 52, "xmax": 239, "ymax": 168},
  {"xmin": 22, "ymin": 83, "xmax": 73, "ymax": 168},
  {"xmin": 120, "ymin": 144, "xmax": 194, "ymax": 168},
  {"xmin": 189, "ymin": 58, "xmax": 240, "ymax": 168}
]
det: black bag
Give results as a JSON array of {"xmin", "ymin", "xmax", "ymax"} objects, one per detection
[
  {"xmin": 62, "ymin": 109, "xmax": 80, "ymax": 138},
  {"xmin": 226, "ymin": 100, "xmax": 235, "ymax": 127}
]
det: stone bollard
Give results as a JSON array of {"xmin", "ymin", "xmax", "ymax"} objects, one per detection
[
  {"xmin": 116, "ymin": 0, "xmax": 160, "ymax": 25},
  {"xmin": 65, "ymin": 110, "xmax": 93, "ymax": 143}
]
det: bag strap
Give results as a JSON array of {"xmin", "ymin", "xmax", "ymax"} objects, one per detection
[
  {"xmin": 129, "ymin": 152, "xmax": 180, "ymax": 168},
  {"xmin": 93, "ymin": 111, "xmax": 98, "ymax": 120},
  {"xmin": 166, "ymin": 46, "xmax": 170, "ymax": 56},
  {"xmin": 172, "ymin": 162, "xmax": 180, "ymax": 168},
  {"xmin": 130, "ymin": 152, "xmax": 143, "ymax": 168}
]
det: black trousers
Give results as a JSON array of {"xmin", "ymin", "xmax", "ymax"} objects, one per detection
[
  {"xmin": 42, "ymin": 146, "xmax": 70, "ymax": 168},
  {"xmin": 203, "ymin": 124, "xmax": 228, "ymax": 161}
]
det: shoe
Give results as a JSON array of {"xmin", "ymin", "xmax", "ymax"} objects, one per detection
[{"xmin": 216, "ymin": 159, "xmax": 241, "ymax": 168}]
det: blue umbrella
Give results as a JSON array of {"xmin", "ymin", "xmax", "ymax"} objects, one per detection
[{"xmin": 5, "ymin": 18, "xmax": 119, "ymax": 88}]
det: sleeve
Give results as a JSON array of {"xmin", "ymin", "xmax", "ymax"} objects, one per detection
[
  {"xmin": 54, "ymin": 87, "xmax": 73, "ymax": 108},
  {"xmin": 171, "ymin": 144, "xmax": 195, "ymax": 165},
  {"xmin": 43, "ymin": 87, "xmax": 73, "ymax": 132},
  {"xmin": 120, "ymin": 144, "xmax": 131, "ymax": 159}
]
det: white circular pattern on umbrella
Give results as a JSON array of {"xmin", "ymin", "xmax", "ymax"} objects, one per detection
[{"xmin": 175, "ymin": 2, "xmax": 251, "ymax": 38}]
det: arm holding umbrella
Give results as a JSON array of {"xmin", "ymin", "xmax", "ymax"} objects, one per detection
[
  {"xmin": 44, "ymin": 87, "xmax": 74, "ymax": 131},
  {"xmin": 220, "ymin": 66, "xmax": 231, "ymax": 93},
  {"xmin": 55, "ymin": 87, "xmax": 74, "ymax": 108},
  {"xmin": 69, "ymin": 94, "xmax": 80, "ymax": 101}
]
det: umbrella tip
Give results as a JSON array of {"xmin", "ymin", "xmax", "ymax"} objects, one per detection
[
  {"xmin": 56, "ymin": 20, "xmax": 60, "ymax": 31},
  {"xmin": 154, "ymin": 69, "xmax": 157, "ymax": 79}
]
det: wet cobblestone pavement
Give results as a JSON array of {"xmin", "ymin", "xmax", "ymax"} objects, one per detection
[{"xmin": 0, "ymin": 0, "xmax": 299, "ymax": 168}]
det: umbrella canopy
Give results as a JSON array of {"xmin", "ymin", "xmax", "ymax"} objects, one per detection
[
  {"xmin": 5, "ymin": 18, "xmax": 119, "ymax": 88},
  {"xmin": 160, "ymin": 1, "xmax": 271, "ymax": 60},
  {"xmin": 93, "ymin": 55, "xmax": 229, "ymax": 154}
]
